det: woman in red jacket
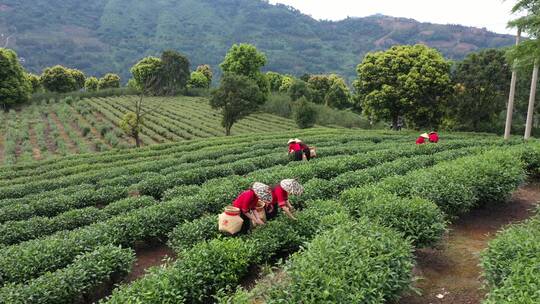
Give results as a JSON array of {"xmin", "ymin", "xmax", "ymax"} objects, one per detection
[
  {"xmin": 232, "ymin": 182, "xmax": 272, "ymax": 234},
  {"xmin": 288, "ymin": 139, "xmax": 303, "ymax": 161},
  {"xmin": 266, "ymin": 179, "xmax": 304, "ymax": 220},
  {"xmin": 428, "ymin": 131, "xmax": 439, "ymax": 143},
  {"xmin": 416, "ymin": 133, "xmax": 429, "ymax": 145},
  {"xmin": 296, "ymin": 138, "xmax": 312, "ymax": 161}
]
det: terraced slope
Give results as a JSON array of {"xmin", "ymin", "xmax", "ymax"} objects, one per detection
[{"xmin": 0, "ymin": 96, "xmax": 300, "ymax": 165}]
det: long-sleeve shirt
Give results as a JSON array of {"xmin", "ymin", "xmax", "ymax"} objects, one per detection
[
  {"xmin": 289, "ymin": 142, "xmax": 301, "ymax": 153},
  {"xmin": 429, "ymin": 133, "xmax": 439, "ymax": 143},
  {"xmin": 271, "ymin": 185, "xmax": 289, "ymax": 208},
  {"xmin": 416, "ymin": 137, "xmax": 426, "ymax": 145},
  {"xmin": 232, "ymin": 189, "xmax": 258, "ymax": 213}
]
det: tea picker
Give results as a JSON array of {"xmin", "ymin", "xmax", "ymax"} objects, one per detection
[
  {"xmin": 266, "ymin": 179, "xmax": 304, "ymax": 221},
  {"xmin": 219, "ymin": 182, "xmax": 272, "ymax": 235}
]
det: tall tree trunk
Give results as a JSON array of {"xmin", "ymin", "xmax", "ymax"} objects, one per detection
[
  {"xmin": 504, "ymin": 29, "xmax": 521, "ymax": 140},
  {"xmin": 392, "ymin": 115, "xmax": 399, "ymax": 131},
  {"xmin": 225, "ymin": 125, "xmax": 231, "ymax": 136},
  {"xmin": 135, "ymin": 133, "xmax": 141, "ymax": 148},
  {"xmin": 525, "ymin": 59, "xmax": 539, "ymax": 140}
]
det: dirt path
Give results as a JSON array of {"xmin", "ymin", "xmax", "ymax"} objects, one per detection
[
  {"xmin": 399, "ymin": 182, "xmax": 540, "ymax": 304},
  {"xmin": 28, "ymin": 123, "xmax": 42, "ymax": 160},
  {"xmin": 42, "ymin": 114, "xmax": 58, "ymax": 155},
  {"xmin": 49, "ymin": 112, "xmax": 79, "ymax": 153},
  {"xmin": 126, "ymin": 245, "xmax": 176, "ymax": 283},
  {"xmin": 72, "ymin": 110, "xmax": 112, "ymax": 150},
  {"xmin": 0, "ymin": 131, "xmax": 5, "ymax": 165}
]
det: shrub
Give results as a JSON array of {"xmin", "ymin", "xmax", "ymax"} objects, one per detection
[
  {"xmin": 294, "ymin": 97, "xmax": 318, "ymax": 129},
  {"xmin": 261, "ymin": 219, "xmax": 414, "ymax": 303},
  {"xmin": 0, "ymin": 245, "xmax": 134, "ymax": 304},
  {"xmin": 481, "ymin": 216, "xmax": 540, "ymax": 287},
  {"xmin": 341, "ymin": 186, "xmax": 447, "ymax": 248},
  {"xmin": 167, "ymin": 214, "xmax": 221, "ymax": 253}
]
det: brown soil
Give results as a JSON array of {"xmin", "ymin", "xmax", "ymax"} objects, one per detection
[
  {"xmin": 28, "ymin": 123, "xmax": 42, "ymax": 160},
  {"xmin": 41, "ymin": 114, "xmax": 58, "ymax": 154},
  {"xmin": 49, "ymin": 112, "xmax": 79, "ymax": 153},
  {"xmin": 71, "ymin": 107, "xmax": 113, "ymax": 149},
  {"xmin": 0, "ymin": 132, "xmax": 5, "ymax": 164},
  {"xmin": 399, "ymin": 182, "xmax": 540, "ymax": 304},
  {"xmin": 94, "ymin": 110, "xmax": 137, "ymax": 146},
  {"xmin": 125, "ymin": 245, "xmax": 176, "ymax": 283}
]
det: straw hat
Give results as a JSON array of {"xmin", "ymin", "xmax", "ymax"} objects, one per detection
[
  {"xmin": 287, "ymin": 139, "xmax": 295, "ymax": 144},
  {"xmin": 420, "ymin": 133, "xmax": 429, "ymax": 139},
  {"xmin": 252, "ymin": 182, "xmax": 272, "ymax": 203},
  {"xmin": 294, "ymin": 138, "xmax": 303, "ymax": 143},
  {"xmin": 280, "ymin": 179, "xmax": 304, "ymax": 196}
]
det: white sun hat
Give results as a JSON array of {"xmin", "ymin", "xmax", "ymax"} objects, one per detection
[
  {"xmin": 287, "ymin": 139, "xmax": 295, "ymax": 144},
  {"xmin": 280, "ymin": 179, "xmax": 304, "ymax": 196},
  {"xmin": 252, "ymin": 182, "xmax": 272, "ymax": 203},
  {"xmin": 420, "ymin": 133, "xmax": 429, "ymax": 139},
  {"xmin": 294, "ymin": 138, "xmax": 303, "ymax": 143}
]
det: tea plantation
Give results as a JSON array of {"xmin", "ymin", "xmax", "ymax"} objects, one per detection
[{"xmin": 0, "ymin": 129, "xmax": 538, "ymax": 303}]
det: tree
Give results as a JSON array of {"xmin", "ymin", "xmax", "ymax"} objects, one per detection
[
  {"xmin": 0, "ymin": 48, "xmax": 31, "ymax": 108},
  {"xmin": 158, "ymin": 50, "xmax": 190, "ymax": 95},
  {"xmin": 187, "ymin": 71, "xmax": 210, "ymax": 89},
  {"xmin": 325, "ymin": 76, "xmax": 352, "ymax": 109},
  {"xmin": 288, "ymin": 79, "xmax": 311, "ymax": 101},
  {"xmin": 450, "ymin": 49, "xmax": 511, "ymax": 130},
  {"xmin": 294, "ymin": 97, "xmax": 317, "ymax": 129},
  {"xmin": 130, "ymin": 51, "xmax": 190, "ymax": 96},
  {"xmin": 98, "ymin": 73, "xmax": 121, "ymax": 90},
  {"xmin": 220, "ymin": 43, "xmax": 269, "ymax": 96},
  {"xmin": 210, "ymin": 73, "xmax": 265, "ymax": 136},
  {"xmin": 85, "ymin": 77, "xmax": 99, "ymax": 92},
  {"xmin": 196, "ymin": 64, "xmax": 213, "ymax": 84},
  {"xmin": 130, "ymin": 56, "xmax": 163, "ymax": 93},
  {"xmin": 279, "ymin": 76, "xmax": 294, "ymax": 93},
  {"xmin": 307, "ymin": 75, "xmax": 333, "ymax": 104},
  {"xmin": 300, "ymin": 73, "xmax": 311, "ymax": 82},
  {"xmin": 221, "ymin": 43, "xmax": 267, "ymax": 78},
  {"xmin": 68, "ymin": 68, "xmax": 86, "ymax": 90},
  {"xmin": 266, "ymin": 71, "xmax": 284, "ymax": 91},
  {"xmin": 354, "ymin": 44, "xmax": 452, "ymax": 130},
  {"xmin": 25, "ymin": 73, "xmax": 42, "ymax": 93},
  {"xmin": 41, "ymin": 65, "xmax": 78, "ymax": 93},
  {"xmin": 119, "ymin": 77, "xmax": 160, "ymax": 147},
  {"xmin": 120, "ymin": 112, "xmax": 143, "ymax": 148},
  {"xmin": 508, "ymin": 0, "xmax": 540, "ymax": 139}
]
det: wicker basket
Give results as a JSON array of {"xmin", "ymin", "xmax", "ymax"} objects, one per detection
[
  {"xmin": 219, "ymin": 206, "xmax": 243, "ymax": 235},
  {"xmin": 310, "ymin": 147, "xmax": 317, "ymax": 158}
]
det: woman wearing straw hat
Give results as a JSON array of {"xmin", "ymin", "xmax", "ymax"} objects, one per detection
[
  {"xmin": 232, "ymin": 182, "xmax": 272, "ymax": 234},
  {"xmin": 428, "ymin": 131, "xmax": 439, "ymax": 143},
  {"xmin": 296, "ymin": 138, "xmax": 312, "ymax": 161},
  {"xmin": 266, "ymin": 179, "xmax": 304, "ymax": 221},
  {"xmin": 416, "ymin": 133, "xmax": 429, "ymax": 145},
  {"xmin": 288, "ymin": 139, "xmax": 303, "ymax": 161}
]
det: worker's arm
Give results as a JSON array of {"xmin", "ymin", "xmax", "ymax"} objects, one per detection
[
  {"xmin": 282, "ymin": 205, "xmax": 297, "ymax": 220},
  {"xmin": 245, "ymin": 210, "xmax": 265, "ymax": 225}
]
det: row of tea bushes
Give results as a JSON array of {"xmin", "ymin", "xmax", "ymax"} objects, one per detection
[
  {"xmin": 481, "ymin": 209, "xmax": 540, "ymax": 303},
  {"xmin": 0, "ymin": 245, "xmax": 134, "ymax": 304}
]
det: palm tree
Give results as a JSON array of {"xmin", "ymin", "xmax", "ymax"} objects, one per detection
[{"xmin": 507, "ymin": 0, "xmax": 540, "ymax": 139}]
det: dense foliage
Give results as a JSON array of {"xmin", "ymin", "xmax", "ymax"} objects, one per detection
[
  {"xmin": 210, "ymin": 73, "xmax": 266, "ymax": 135},
  {"xmin": 0, "ymin": 48, "xmax": 31, "ymax": 107},
  {"xmin": 355, "ymin": 44, "xmax": 452, "ymax": 130},
  {"xmin": 481, "ymin": 212, "xmax": 540, "ymax": 303},
  {"xmin": 1, "ymin": 0, "xmax": 514, "ymax": 81}
]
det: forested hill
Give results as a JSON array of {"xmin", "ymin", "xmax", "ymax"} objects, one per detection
[{"xmin": 0, "ymin": 0, "xmax": 514, "ymax": 80}]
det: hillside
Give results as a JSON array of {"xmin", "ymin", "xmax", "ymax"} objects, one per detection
[
  {"xmin": 0, "ymin": 0, "xmax": 514, "ymax": 81},
  {"xmin": 0, "ymin": 96, "xmax": 300, "ymax": 165},
  {"xmin": 0, "ymin": 128, "xmax": 536, "ymax": 303}
]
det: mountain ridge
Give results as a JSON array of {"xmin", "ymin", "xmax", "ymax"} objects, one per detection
[{"xmin": 0, "ymin": 0, "xmax": 515, "ymax": 81}]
